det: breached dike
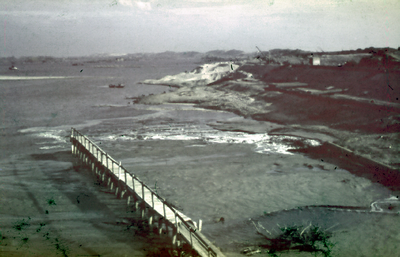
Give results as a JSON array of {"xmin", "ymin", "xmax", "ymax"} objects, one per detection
[{"xmin": 140, "ymin": 62, "xmax": 241, "ymax": 87}]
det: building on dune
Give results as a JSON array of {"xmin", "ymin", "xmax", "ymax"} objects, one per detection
[{"xmin": 309, "ymin": 53, "xmax": 321, "ymax": 65}]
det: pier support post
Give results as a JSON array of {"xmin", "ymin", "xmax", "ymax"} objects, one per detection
[
  {"xmin": 106, "ymin": 153, "xmax": 109, "ymax": 171},
  {"xmin": 164, "ymin": 222, "xmax": 169, "ymax": 236},
  {"xmin": 140, "ymin": 183, "xmax": 146, "ymax": 217},
  {"xmin": 149, "ymin": 210, "xmax": 153, "ymax": 226},
  {"xmin": 83, "ymin": 137, "xmax": 87, "ymax": 164},
  {"xmin": 162, "ymin": 203, "xmax": 169, "ymax": 236},
  {"xmin": 95, "ymin": 148, "xmax": 98, "ymax": 175},
  {"xmin": 78, "ymin": 146, "xmax": 81, "ymax": 161},
  {"xmin": 158, "ymin": 217, "xmax": 164, "ymax": 235},
  {"xmin": 85, "ymin": 138, "xmax": 89, "ymax": 165},
  {"xmin": 172, "ymin": 227, "xmax": 178, "ymax": 246},
  {"xmin": 120, "ymin": 189, "xmax": 126, "ymax": 199},
  {"xmin": 141, "ymin": 204, "xmax": 145, "ymax": 219},
  {"xmin": 172, "ymin": 213, "xmax": 178, "ymax": 245},
  {"xmin": 118, "ymin": 161, "xmax": 121, "ymax": 180},
  {"xmin": 127, "ymin": 195, "xmax": 131, "ymax": 207},
  {"xmin": 70, "ymin": 129, "xmax": 74, "ymax": 154},
  {"xmin": 91, "ymin": 148, "xmax": 95, "ymax": 172},
  {"xmin": 132, "ymin": 177, "xmax": 136, "ymax": 194},
  {"xmin": 115, "ymin": 185, "xmax": 119, "ymax": 196},
  {"xmin": 199, "ymin": 219, "xmax": 202, "ymax": 232},
  {"xmin": 79, "ymin": 147, "xmax": 83, "ymax": 163},
  {"xmin": 101, "ymin": 170, "xmax": 105, "ymax": 183}
]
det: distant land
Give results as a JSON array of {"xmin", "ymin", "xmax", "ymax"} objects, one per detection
[
  {"xmin": 2, "ymin": 47, "xmax": 399, "ymax": 69},
  {"xmin": 132, "ymin": 46, "xmax": 400, "ymax": 174},
  {"xmin": 1, "ymin": 46, "xmax": 400, "ymax": 256},
  {"xmin": 2, "ymin": 46, "xmax": 399, "ymax": 171}
]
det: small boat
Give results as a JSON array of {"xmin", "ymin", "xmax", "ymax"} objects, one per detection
[
  {"xmin": 9, "ymin": 65, "xmax": 18, "ymax": 70},
  {"xmin": 109, "ymin": 83, "xmax": 124, "ymax": 88}
]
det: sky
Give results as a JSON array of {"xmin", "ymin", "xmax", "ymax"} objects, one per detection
[{"xmin": 1, "ymin": 0, "xmax": 400, "ymax": 57}]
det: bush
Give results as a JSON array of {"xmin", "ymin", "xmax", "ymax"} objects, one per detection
[
  {"xmin": 275, "ymin": 225, "xmax": 335, "ymax": 256},
  {"xmin": 251, "ymin": 221, "xmax": 335, "ymax": 257}
]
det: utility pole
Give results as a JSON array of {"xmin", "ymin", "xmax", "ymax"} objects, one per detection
[{"xmin": 256, "ymin": 46, "xmax": 269, "ymax": 63}]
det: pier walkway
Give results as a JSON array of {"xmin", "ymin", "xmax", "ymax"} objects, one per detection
[{"xmin": 70, "ymin": 128, "xmax": 225, "ymax": 257}]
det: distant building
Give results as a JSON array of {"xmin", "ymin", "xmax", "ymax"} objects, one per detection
[
  {"xmin": 309, "ymin": 53, "xmax": 371, "ymax": 66},
  {"xmin": 313, "ymin": 57, "xmax": 321, "ymax": 65},
  {"xmin": 310, "ymin": 54, "xmax": 321, "ymax": 65}
]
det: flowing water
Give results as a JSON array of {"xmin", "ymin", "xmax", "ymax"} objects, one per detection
[{"xmin": 1, "ymin": 59, "xmax": 399, "ymax": 256}]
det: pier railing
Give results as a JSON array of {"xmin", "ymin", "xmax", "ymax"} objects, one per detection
[{"xmin": 70, "ymin": 128, "xmax": 224, "ymax": 257}]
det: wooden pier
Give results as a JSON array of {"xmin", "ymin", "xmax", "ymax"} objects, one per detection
[{"xmin": 70, "ymin": 128, "xmax": 225, "ymax": 257}]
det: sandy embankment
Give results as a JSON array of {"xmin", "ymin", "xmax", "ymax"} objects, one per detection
[
  {"xmin": 136, "ymin": 59, "xmax": 400, "ymax": 179},
  {"xmin": 138, "ymin": 62, "xmax": 275, "ymax": 128}
]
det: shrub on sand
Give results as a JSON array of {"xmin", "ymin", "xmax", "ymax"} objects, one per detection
[{"xmin": 251, "ymin": 221, "xmax": 335, "ymax": 257}]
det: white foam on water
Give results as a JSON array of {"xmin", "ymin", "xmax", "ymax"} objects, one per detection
[
  {"xmin": 18, "ymin": 119, "xmax": 106, "ymax": 149},
  {"xmin": 254, "ymin": 142, "xmax": 293, "ymax": 155},
  {"xmin": 39, "ymin": 145, "xmax": 65, "ymax": 150},
  {"xmin": 370, "ymin": 196, "xmax": 400, "ymax": 214},
  {"xmin": 0, "ymin": 75, "xmax": 74, "ymax": 80},
  {"xmin": 19, "ymin": 128, "xmax": 66, "ymax": 142},
  {"xmin": 95, "ymin": 123, "xmax": 320, "ymax": 155},
  {"xmin": 18, "ymin": 118, "xmax": 321, "ymax": 156},
  {"xmin": 36, "ymin": 131, "xmax": 66, "ymax": 143},
  {"xmin": 304, "ymin": 139, "xmax": 321, "ymax": 146},
  {"xmin": 185, "ymin": 145, "xmax": 206, "ymax": 147},
  {"xmin": 19, "ymin": 127, "xmax": 69, "ymax": 150}
]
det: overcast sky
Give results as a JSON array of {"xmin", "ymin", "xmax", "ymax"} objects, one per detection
[{"xmin": 1, "ymin": 0, "xmax": 399, "ymax": 57}]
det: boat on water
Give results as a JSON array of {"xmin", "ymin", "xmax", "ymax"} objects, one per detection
[
  {"xmin": 109, "ymin": 83, "xmax": 124, "ymax": 88},
  {"xmin": 9, "ymin": 65, "xmax": 18, "ymax": 70}
]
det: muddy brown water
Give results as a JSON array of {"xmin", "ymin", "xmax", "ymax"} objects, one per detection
[{"xmin": 0, "ymin": 59, "xmax": 399, "ymax": 256}]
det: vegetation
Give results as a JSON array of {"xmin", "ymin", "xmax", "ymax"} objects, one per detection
[
  {"xmin": 47, "ymin": 197, "xmax": 56, "ymax": 206},
  {"xmin": 13, "ymin": 217, "xmax": 31, "ymax": 231},
  {"xmin": 250, "ymin": 221, "xmax": 335, "ymax": 257},
  {"xmin": 146, "ymin": 243, "xmax": 200, "ymax": 257}
]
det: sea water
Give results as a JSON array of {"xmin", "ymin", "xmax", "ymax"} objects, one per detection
[{"xmin": 1, "ymin": 59, "xmax": 399, "ymax": 256}]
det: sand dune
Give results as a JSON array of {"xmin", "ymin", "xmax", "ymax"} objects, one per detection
[{"xmin": 140, "ymin": 62, "xmax": 241, "ymax": 87}]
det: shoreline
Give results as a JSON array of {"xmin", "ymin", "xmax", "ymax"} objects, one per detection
[
  {"xmin": 1, "ymin": 54, "xmax": 399, "ymax": 256},
  {"xmin": 135, "ymin": 61, "xmax": 400, "ymax": 173}
]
